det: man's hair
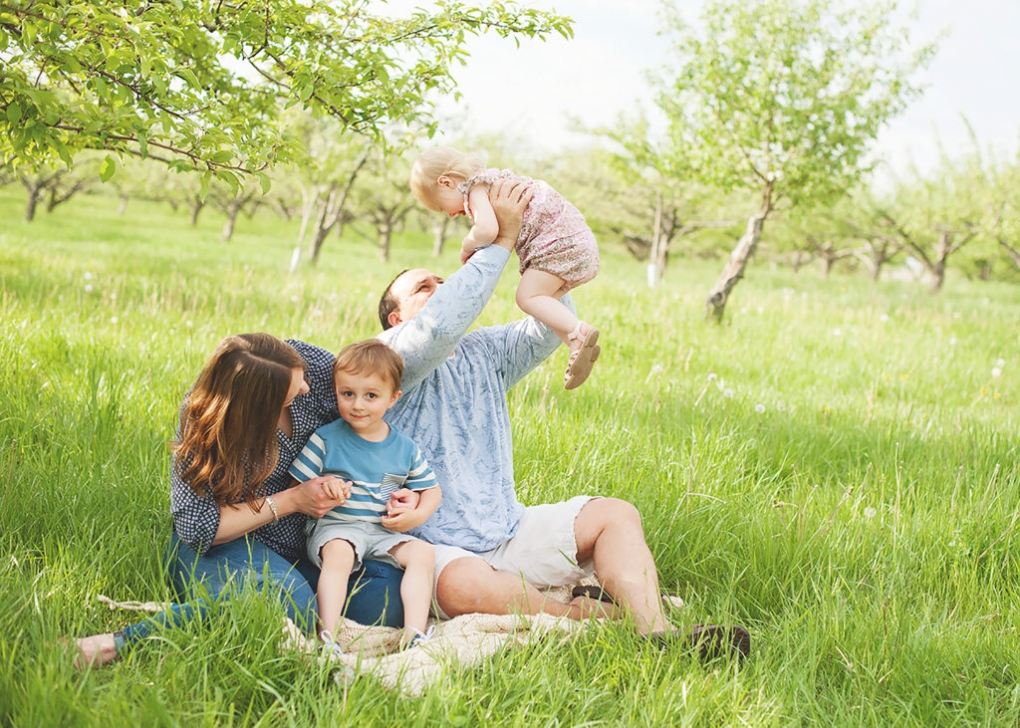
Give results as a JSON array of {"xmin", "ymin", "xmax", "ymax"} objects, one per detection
[
  {"xmin": 378, "ymin": 268, "xmax": 409, "ymax": 330},
  {"xmin": 333, "ymin": 339, "xmax": 404, "ymax": 392}
]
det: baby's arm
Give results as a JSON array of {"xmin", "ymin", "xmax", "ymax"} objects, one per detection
[{"xmin": 461, "ymin": 185, "xmax": 499, "ymax": 256}]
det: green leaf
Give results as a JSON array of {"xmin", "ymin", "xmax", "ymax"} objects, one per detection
[
  {"xmin": 99, "ymin": 155, "xmax": 116, "ymax": 182},
  {"xmin": 6, "ymin": 102, "xmax": 21, "ymax": 124},
  {"xmin": 258, "ymin": 172, "xmax": 271, "ymax": 195}
]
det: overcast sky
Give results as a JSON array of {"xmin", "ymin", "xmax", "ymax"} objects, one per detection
[{"xmin": 381, "ymin": 0, "xmax": 1020, "ymax": 177}]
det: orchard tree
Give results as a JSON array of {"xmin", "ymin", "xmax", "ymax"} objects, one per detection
[
  {"xmin": 596, "ymin": 115, "xmax": 737, "ymax": 285},
  {"xmin": 656, "ymin": 0, "xmax": 936, "ymax": 320},
  {"xmin": 985, "ymin": 143, "xmax": 1020, "ymax": 275},
  {"xmin": 349, "ymin": 149, "xmax": 418, "ymax": 263},
  {"xmin": 877, "ymin": 148, "xmax": 989, "ymax": 291},
  {"xmin": 0, "ymin": 0, "xmax": 571, "ymax": 190},
  {"xmin": 10, "ymin": 157, "xmax": 98, "ymax": 220},
  {"xmin": 276, "ymin": 112, "xmax": 376, "ymax": 264}
]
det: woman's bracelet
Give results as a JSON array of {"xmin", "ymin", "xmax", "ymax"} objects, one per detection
[{"xmin": 265, "ymin": 495, "xmax": 280, "ymax": 524}]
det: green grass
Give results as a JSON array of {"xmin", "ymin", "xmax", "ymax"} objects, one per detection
[{"xmin": 1, "ymin": 185, "xmax": 1019, "ymax": 725}]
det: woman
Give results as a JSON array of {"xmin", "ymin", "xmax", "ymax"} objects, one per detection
[{"xmin": 75, "ymin": 334, "xmax": 404, "ymax": 666}]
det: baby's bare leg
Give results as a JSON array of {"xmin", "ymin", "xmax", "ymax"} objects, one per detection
[{"xmin": 516, "ymin": 269, "xmax": 577, "ymax": 343}]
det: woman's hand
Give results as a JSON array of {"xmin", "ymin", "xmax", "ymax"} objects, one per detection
[{"xmin": 286, "ymin": 476, "xmax": 349, "ymax": 519}]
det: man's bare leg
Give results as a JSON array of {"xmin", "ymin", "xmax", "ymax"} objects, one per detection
[
  {"xmin": 574, "ymin": 497, "xmax": 670, "ymax": 635},
  {"xmin": 436, "ymin": 556, "xmax": 615, "ymax": 620},
  {"xmin": 576, "ymin": 497, "xmax": 751, "ymax": 659}
]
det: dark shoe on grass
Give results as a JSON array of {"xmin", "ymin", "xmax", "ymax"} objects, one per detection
[
  {"xmin": 571, "ymin": 585, "xmax": 614, "ymax": 604},
  {"xmin": 648, "ymin": 624, "xmax": 751, "ymax": 661}
]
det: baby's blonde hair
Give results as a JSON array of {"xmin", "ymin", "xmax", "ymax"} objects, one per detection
[{"xmin": 409, "ymin": 147, "xmax": 485, "ymax": 212}]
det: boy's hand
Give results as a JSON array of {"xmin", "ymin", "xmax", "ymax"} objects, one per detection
[
  {"xmin": 386, "ymin": 488, "xmax": 420, "ymax": 514},
  {"xmin": 322, "ymin": 476, "xmax": 351, "ymax": 502}
]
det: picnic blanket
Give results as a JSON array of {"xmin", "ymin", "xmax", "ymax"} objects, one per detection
[{"xmin": 97, "ymin": 583, "xmax": 684, "ymax": 697}]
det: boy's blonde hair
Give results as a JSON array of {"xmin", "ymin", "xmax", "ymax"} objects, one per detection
[
  {"xmin": 409, "ymin": 146, "xmax": 485, "ymax": 212},
  {"xmin": 333, "ymin": 339, "xmax": 404, "ymax": 393}
]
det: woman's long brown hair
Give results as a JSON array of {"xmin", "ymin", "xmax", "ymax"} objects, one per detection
[{"xmin": 173, "ymin": 333, "xmax": 306, "ymax": 508}]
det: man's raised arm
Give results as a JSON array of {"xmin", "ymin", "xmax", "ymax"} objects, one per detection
[{"xmin": 378, "ymin": 179, "xmax": 533, "ymax": 393}]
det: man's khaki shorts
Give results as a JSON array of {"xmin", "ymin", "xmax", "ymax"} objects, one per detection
[{"xmin": 431, "ymin": 495, "xmax": 598, "ymax": 619}]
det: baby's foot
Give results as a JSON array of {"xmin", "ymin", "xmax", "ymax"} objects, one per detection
[{"xmin": 564, "ymin": 322, "xmax": 600, "ymax": 390}]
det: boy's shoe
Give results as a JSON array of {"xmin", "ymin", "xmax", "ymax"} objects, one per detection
[
  {"xmin": 319, "ymin": 629, "xmax": 344, "ymax": 660},
  {"xmin": 404, "ymin": 625, "xmax": 436, "ymax": 650}
]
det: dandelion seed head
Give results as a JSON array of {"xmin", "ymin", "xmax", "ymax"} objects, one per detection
[
  {"xmin": 879, "ymin": 314, "xmax": 889, "ymax": 323},
  {"xmin": 83, "ymin": 272, "xmax": 94, "ymax": 280},
  {"xmin": 755, "ymin": 403, "xmax": 766, "ymax": 414},
  {"xmin": 996, "ymin": 358, "xmax": 1005, "ymax": 368},
  {"xmin": 707, "ymin": 373, "xmax": 717, "ymax": 381},
  {"xmin": 84, "ymin": 284, "xmax": 94, "ymax": 293},
  {"xmin": 110, "ymin": 316, "xmax": 119, "ymax": 324},
  {"xmin": 992, "ymin": 367, "xmax": 1002, "ymax": 378},
  {"xmin": 864, "ymin": 507, "xmax": 877, "ymax": 519},
  {"xmin": 832, "ymin": 328, "xmax": 842, "ymax": 337},
  {"xmin": 723, "ymin": 388, "xmax": 734, "ymax": 398},
  {"xmin": 949, "ymin": 336, "xmax": 958, "ymax": 346},
  {"xmin": 185, "ymin": 320, "xmax": 194, "ymax": 328},
  {"xmin": 650, "ymin": 364, "xmax": 663, "ymax": 375}
]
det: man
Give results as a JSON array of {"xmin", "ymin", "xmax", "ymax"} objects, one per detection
[{"xmin": 378, "ymin": 179, "xmax": 749, "ymax": 658}]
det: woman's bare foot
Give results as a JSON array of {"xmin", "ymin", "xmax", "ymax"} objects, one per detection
[{"xmin": 73, "ymin": 633, "xmax": 119, "ymax": 668}]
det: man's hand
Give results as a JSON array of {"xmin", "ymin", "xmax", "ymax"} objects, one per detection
[{"xmin": 489, "ymin": 178, "xmax": 533, "ymax": 251}]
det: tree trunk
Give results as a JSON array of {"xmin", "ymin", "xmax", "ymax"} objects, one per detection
[
  {"xmin": 379, "ymin": 222, "xmax": 392, "ymax": 263},
  {"xmin": 117, "ymin": 194, "xmax": 129, "ymax": 215},
  {"xmin": 648, "ymin": 192, "xmax": 665, "ymax": 287},
  {"xmin": 999, "ymin": 238, "xmax": 1020, "ymax": 272},
  {"xmin": 928, "ymin": 230, "xmax": 951, "ymax": 292},
  {"xmin": 221, "ymin": 200, "xmax": 241, "ymax": 242},
  {"xmin": 705, "ymin": 211, "xmax": 766, "ymax": 322},
  {"xmin": 24, "ymin": 185, "xmax": 41, "ymax": 221},
  {"xmin": 310, "ymin": 182, "xmax": 339, "ymax": 264},
  {"xmin": 432, "ymin": 216, "xmax": 451, "ymax": 257},
  {"xmin": 189, "ymin": 199, "xmax": 204, "ymax": 227}
]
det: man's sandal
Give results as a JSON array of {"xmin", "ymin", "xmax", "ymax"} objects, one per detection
[
  {"xmin": 564, "ymin": 322, "xmax": 600, "ymax": 390},
  {"xmin": 647, "ymin": 624, "xmax": 751, "ymax": 661}
]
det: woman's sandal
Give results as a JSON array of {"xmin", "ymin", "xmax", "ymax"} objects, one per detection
[{"xmin": 564, "ymin": 322, "xmax": 600, "ymax": 390}]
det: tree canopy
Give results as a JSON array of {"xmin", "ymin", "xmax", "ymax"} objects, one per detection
[
  {"xmin": 0, "ymin": 0, "xmax": 571, "ymax": 189},
  {"xmin": 651, "ymin": 0, "xmax": 937, "ymax": 318}
]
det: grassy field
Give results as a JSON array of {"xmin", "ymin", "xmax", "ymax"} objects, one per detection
[{"xmin": 1, "ymin": 185, "xmax": 1019, "ymax": 726}]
